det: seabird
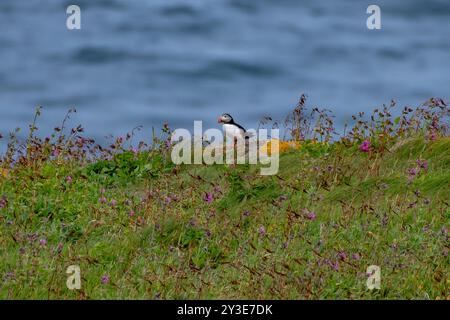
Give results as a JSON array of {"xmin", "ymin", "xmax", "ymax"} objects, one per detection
[{"xmin": 217, "ymin": 113, "xmax": 252, "ymax": 142}]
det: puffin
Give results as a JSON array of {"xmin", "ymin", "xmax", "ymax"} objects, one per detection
[{"xmin": 217, "ymin": 113, "xmax": 252, "ymax": 142}]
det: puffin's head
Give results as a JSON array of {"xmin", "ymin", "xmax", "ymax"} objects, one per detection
[{"xmin": 218, "ymin": 113, "xmax": 233, "ymax": 124}]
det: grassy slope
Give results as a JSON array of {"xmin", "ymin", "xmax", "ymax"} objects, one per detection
[{"xmin": 0, "ymin": 136, "xmax": 449, "ymax": 299}]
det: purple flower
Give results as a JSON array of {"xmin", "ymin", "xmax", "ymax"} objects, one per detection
[
  {"xmin": 243, "ymin": 210, "xmax": 251, "ymax": 217},
  {"xmin": 203, "ymin": 192, "xmax": 213, "ymax": 204},
  {"xmin": 338, "ymin": 251, "xmax": 347, "ymax": 261},
  {"xmin": 101, "ymin": 275, "xmax": 110, "ymax": 284},
  {"xmin": 430, "ymin": 132, "xmax": 437, "ymax": 141},
  {"xmin": 351, "ymin": 253, "xmax": 361, "ymax": 261},
  {"xmin": 129, "ymin": 210, "xmax": 135, "ymax": 217},
  {"xmin": 0, "ymin": 196, "xmax": 7, "ymax": 209},
  {"xmin": 416, "ymin": 159, "xmax": 428, "ymax": 170},
  {"xmin": 205, "ymin": 230, "xmax": 212, "ymax": 238},
  {"xmin": 359, "ymin": 140, "xmax": 371, "ymax": 153},
  {"xmin": 66, "ymin": 176, "xmax": 73, "ymax": 184},
  {"xmin": 39, "ymin": 238, "xmax": 47, "ymax": 246},
  {"xmin": 330, "ymin": 260, "xmax": 340, "ymax": 271},
  {"xmin": 110, "ymin": 199, "xmax": 117, "ymax": 207},
  {"xmin": 407, "ymin": 167, "xmax": 418, "ymax": 183},
  {"xmin": 52, "ymin": 148, "xmax": 60, "ymax": 157},
  {"xmin": 99, "ymin": 196, "xmax": 107, "ymax": 204},
  {"xmin": 304, "ymin": 209, "xmax": 316, "ymax": 221},
  {"xmin": 258, "ymin": 226, "xmax": 266, "ymax": 236}
]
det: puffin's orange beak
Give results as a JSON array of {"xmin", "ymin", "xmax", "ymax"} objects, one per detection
[{"xmin": 218, "ymin": 117, "xmax": 222, "ymax": 123}]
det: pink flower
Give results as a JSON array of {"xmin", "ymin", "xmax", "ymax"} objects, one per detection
[
  {"xmin": 0, "ymin": 196, "xmax": 7, "ymax": 209},
  {"xmin": 304, "ymin": 209, "xmax": 316, "ymax": 220},
  {"xmin": 99, "ymin": 197, "xmax": 107, "ymax": 204},
  {"xmin": 416, "ymin": 159, "xmax": 428, "ymax": 170},
  {"xmin": 66, "ymin": 176, "xmax": 73, "ymax": 184},
  {"xmin": 129, "ymin": 210, "xmax": 135, "ymax": 217},
  {"xmin": 352, "ymin": 253, "xmax": 361, "ymax": 261},
  {"xmin": 110, "ymin": 199, "xmax": 117, "ymax": 207},
  {"xmin": 338, "ymin": 251, "xmax": 347, "ymax": 261},
  {"xmin": 52, "ymin": 148, "xmax": 60, "ymax": 157},
  {"xmin": 39, "ymin": 239, "xmax": 47, "ymax": 246},
  {"xmin": 258, "ymin": 226, "xmax": 266, "ymax": 236},
  {"xmin": 101, "ymin": 275, "xmax": 110, "ymax": 284},
  {"xmin": 430, "ymin": 132, "xmax": 437, "ymax": 141},
  {"xmin": 359, "ymin": 140, "xmax": 371, "ymax": 152},
  {"xmin": 203, "ymin": 192, "xmax": 213, "ymax": 204}
]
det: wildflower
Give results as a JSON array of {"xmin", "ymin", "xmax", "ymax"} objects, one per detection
[
  {"xmin": 213, "ymin": 185, "xmax": 222, "ymax": 194},
  {"xmin": 303, "ymin": 209, "xmax": 316, "ymax": 220},
  {"xmin": 101, "ymin": 275, "xmax": 110, "ymax": 284},
  {"xmin": 430, "ymin": 132, "xmax": 437, "ymax": 141},
  {"xmin": 258, "ymin": 226, "xmax": 266, "ymax": 236},
  {"xmin": 128, "ymin": 210, "xmax": 135, "ymax": 217},
  {"xmin": 52, "ymin": 148, "xmax": 60, "ymax": 157},
  {"xmin": 407, "ymin": 167, "xmax": 417, "ymax": 182},
  {"xmin": 0, "ymin": 196, "xmax": 7, "ymax": 209},
  {"xmin": 100, "ymin": 188, "xmax": 106, "ymax": 194},
  {"xmin": 39, "ymin": 238, "xmax": 47, "ymax": 246},
  {"xmin": 203, "ymin": 192, "xmax": 213, "ymax": 204},
  {"xmin": 351, "ymin": 253, "xmax": 361, "ymax": 261},
  {"xmin": 359, "ymin": 140, "xmax": 371, "ymax": 152},
  {"xmin": 416, "ymin": 159, "xmax": 428, "ymax": 170},
  {"xmin": 19, "ymin": 247, "xmax": 26, "ymax": 255},
  {"xmin": 338, "ymin": 251, "xmax": 347, "ymax": 261},
  {"xmin": 243, "ymin": 210, "xmax": 250, "ymax": 217},
  {"xmin": 205, "ymin": 230, "xmax": 212, "ymax": 238},
  {"xmin": 330, "ymin": 260, "xmax": 340, "ymax": 271},
  {"xmin": 99, "ymin": 196, "xmax": 107, "ymax": 204},
  {"xmin": 66, "ymin": 176, "xmax": 73, "ymax": 184},
  {"xmin": 110, "ymin": 199, "xmax": 117, "ymax": 207},
  {"xmin": 423, "ymin": 198, "xmax": 431, "ymax": 205}
]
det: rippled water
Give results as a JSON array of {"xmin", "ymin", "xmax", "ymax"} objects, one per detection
[{"xmin": 0, "ymin": 0, "xmax": 449, "ymax": 146}]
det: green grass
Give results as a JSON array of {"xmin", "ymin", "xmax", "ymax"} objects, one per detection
[{"xmin": 0, "ymin": 136, "xmax": 448, "ymax": 299}]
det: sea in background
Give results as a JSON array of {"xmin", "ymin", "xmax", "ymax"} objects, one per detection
[{"xmin": 0, "ymin": 0, "xmax": 449, "ymax": 148}]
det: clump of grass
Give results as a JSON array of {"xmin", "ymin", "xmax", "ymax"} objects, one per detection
[{"xmin": 0, "ymin": 96, "xmax": 448, "ymax": 299}]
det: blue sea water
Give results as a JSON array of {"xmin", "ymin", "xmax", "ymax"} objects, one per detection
[{"xmin": 0, "ymin": 0, "xmax": 449, "ymax": 146}]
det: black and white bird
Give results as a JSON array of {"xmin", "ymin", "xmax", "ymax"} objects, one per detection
[{"xmin": 217, "ymin": 113, "xmax": 253, "ymax": 141}]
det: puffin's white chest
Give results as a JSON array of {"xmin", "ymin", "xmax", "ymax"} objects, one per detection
[{"xmin": 222, "ymin": 124, "xmax": 245, "ymax": 139}]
